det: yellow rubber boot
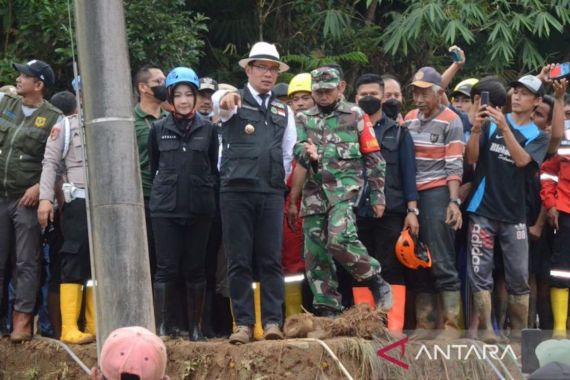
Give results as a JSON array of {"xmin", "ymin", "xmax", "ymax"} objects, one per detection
[
  {"xmin": 253, "ymin": 282, "xmax": 263, "ymax": 340},
  {"xmin": 60, "ymin": 284, "xmax": 95, "ymax": 344},
  {"xmin": 285, "ymin": 282, "xmax": 303, "ymax": 317},
  {"xmin": 85, "ymin": 286, "xmax": 96, "ymax": 336},
  {"xmin": 551, "ymin": 288, "xmax": 569, "ymax": 339},
  {"xmin": 387, "ymin": 285, "xmax": 406, "ymax": 336}
]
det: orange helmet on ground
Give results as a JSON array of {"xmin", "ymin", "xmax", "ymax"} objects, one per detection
[{"xmin": 395, "ymin": 229, "xmax": 432, "ymax": 269}]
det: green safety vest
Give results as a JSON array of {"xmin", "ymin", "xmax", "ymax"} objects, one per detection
[{"xmin": 0, "ymin": 94, "xmax": 61, "ymax": 199}]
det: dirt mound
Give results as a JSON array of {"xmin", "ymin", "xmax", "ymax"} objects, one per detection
[{"xmin": 284, "ymin": 304, "xmax": 388, "ymax": 339}]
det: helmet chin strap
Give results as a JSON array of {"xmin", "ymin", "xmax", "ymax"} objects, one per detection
[{"xmin": 172, "ymin": 104, "xmax": 196, "ymax": 119}]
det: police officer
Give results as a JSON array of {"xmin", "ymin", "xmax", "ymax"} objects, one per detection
[
  {"xmin": 38, "ymin": 101, "xmax": 96, "ymax": 344},
  {"xmin": 212, "ymin": 41, "xmax": 296, "ymax": 344},
  {"xmin": 148, "ymin": 67, "xmax": 218, "ymax": 341},
  {"xmin": 0, "ymin": 59, "xmax": 62, "ymax": 342},
  {"xmin": 294, "ymin": 67, "xmax": 392, "ymax": 316}
]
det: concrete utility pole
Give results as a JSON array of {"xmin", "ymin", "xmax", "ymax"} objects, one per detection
[{"xmin": 74, "ymin": 0, "xmax": 154, "ymax": 355}]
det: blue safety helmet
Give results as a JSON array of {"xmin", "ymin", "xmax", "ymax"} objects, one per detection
[{"xmin": 165, "ymin": 67, "xmax": 199, "ymax": 89}]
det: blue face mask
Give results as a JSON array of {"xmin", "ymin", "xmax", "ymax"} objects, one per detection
[{"xmin": 564, "ymin": 119, "xmax": 570, "ymax": 130}]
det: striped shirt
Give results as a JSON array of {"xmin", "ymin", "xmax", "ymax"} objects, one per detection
[{"xmin": 405, "ymin": 106, "xmax": 464, "ymax": 191}]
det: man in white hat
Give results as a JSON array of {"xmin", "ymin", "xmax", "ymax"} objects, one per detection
[{"xmin": 212, "ymin": 41, "xmax": 296, "ymax": 344}]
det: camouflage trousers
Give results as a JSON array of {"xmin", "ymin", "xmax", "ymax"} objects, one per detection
[{"xmin": 303, "ymin": 200, "xmax": 381, "ymax": 310}]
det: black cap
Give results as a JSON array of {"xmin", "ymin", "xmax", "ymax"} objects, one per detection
[
  {"xmin": 13, "ymin": 59, "xmax": 55, "ymax": 88},
  {"xmin": 272, "ymin": 83, "xmax": 289, "ymax": 98}
]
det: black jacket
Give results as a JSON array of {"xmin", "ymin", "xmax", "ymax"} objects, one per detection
[
  {"xmin": 220, "ymin": 87, "xmax": 288, "ymax": 193},
  {"xmin": 148, "ymin": 113, "xmax": 218, "ymax": 218}
]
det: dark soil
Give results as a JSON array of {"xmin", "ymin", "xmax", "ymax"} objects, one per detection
[{"xmin": 0, "ymin": 306, "xmax": 523, "ymax": 379}]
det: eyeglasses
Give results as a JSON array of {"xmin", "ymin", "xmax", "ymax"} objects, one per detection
[{"xmin": 251, "ymin": 64, "xmax": 280, "ymax": 74}]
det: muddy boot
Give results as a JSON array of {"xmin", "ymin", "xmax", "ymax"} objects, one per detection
[
  {"xmin": 411, "ymin": 293, "xmax": 437, "ymax": 340},
  {"xmin": 10, "ymin": 311, "xmax": 34, "ymax": 342},
  {"xmin": 229, "ymin": 325, "xmax": 252, "ymax": 345},
  {"xmin": 508, "ymin": 294, "xmax": 529, "ymax": 341},
  {"xmin": 473, "ymin": 291, "xmax": 499, "ymax": 343},
  {"xmin": 369, "ymin": 273, "xmax": 393, "ymax": 311},
  {"xmin": 263, "ymin": 323, "xmax": 284, "ymax": 340},
  {"xmin": 186, "ymin": 282, "xmax": 206, "ymax": 342},
  {"xmin": 314, "ymin": 306, "xmax": 341, "ymax": 318},
  {"xmin": 435, "ymin": 291, "xmax": 463, "ymax": 341}
]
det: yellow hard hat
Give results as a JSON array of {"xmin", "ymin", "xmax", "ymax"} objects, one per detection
[
  {"xmin": 288, "ymin": 73, "xmax": 312, "ymax": 96},
  {"xmin": 452, "ymin": 78, "xmax": 479, "ymax": 98}
]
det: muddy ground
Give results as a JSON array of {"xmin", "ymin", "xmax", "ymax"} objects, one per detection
[{"xmin": 0, "ymin": 306, "xmax": 523, "ymax": 379}]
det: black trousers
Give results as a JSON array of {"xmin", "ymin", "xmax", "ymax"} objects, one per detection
[
  {"xmin": 357, "ymin": 214, "xmax": 409, "ymax": 285},
  {"xmin": 144, "ymin": 198, "xmax": 157, "ymax": 281},
  {"xmin": 152, "ymin": 216, "xmax": 212, "ymax": 285},
  {"xmin": 551, "ymin": 211, "xmax": 570, "ymax": 288},
  {"xmin": 60, "ymin": 199, "xmax": 91, "ymax": 283},
  {"xmin": 220, "ymin": 191, "xmax": 284, "ymax": 327}
]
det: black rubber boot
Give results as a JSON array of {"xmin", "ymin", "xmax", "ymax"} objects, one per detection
[
  {"xmin": 186, "ymin": 282, "xmax": 207, "ymax": 341},
  {"xmin": 201, "ymin": 289, "xmax": 216, "ymax": 338},
  {"xmin": 154, "ymin": 282, "xmax": 178, "ymax": 337}
]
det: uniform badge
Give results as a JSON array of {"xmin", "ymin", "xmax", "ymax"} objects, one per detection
[
  {"xmin": 244, "ymin": 124, "xmax": 255, "ymax": 134},
  {"xmin": 430, "ymin": 133, "xmax": 439, "ymax": 143},
  {"xmin": 271, "ymin": 107, "xmax": 277, "ymax": 114},
  {"xmin": 50, "ymin": 127, "xmax": 60, "ymax": 140},
  {"xmin": 35, "ymin": 116, "xmax": 46, "ymax": 128}
]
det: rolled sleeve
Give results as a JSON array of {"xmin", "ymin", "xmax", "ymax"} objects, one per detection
[
  {"xmin": 282, "ymin": 106, "xmax": 297, "ymax": 180},
  {"xmin": 212, "ymin": 90, "xmax": 237, "ymax": 122}
]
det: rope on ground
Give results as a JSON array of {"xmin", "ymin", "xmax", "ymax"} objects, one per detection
[
  {"xmin": 37, "ymin": 336, "xmax": 92, "ymax": 376},
  {"xmin": 469, "ymin": 340, "xmax": 506, "ymax": 380},
  {"xmin": 298, "ymin": 338, "xmax": 355, "ymax": 380}
]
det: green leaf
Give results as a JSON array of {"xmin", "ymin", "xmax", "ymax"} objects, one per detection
[{"xmin": 520, "ymin": 38, "xmax": 544, "ymax": 70}]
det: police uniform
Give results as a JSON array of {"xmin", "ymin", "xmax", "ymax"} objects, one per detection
[
  {"xmin": 39, "ymin": 114, "xmax": 96, "ymax": 344},
  {"xmin": 0, "ymin": 91, "xmax": 61, "ymax": 333}
]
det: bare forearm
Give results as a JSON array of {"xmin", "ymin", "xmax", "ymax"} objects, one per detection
[
  {"xmin": 289, "ymin": 165, "xmax": 306, "ymax": 204},
  {"xmin": 447, "ymin": 179, "xmax": 460, "ymax": 199},
  {"xmin": 465, "ymin": 131, "xmax": 480, "ymax": 164},
  {"xmin": 548, "ymin": 97, "xmax": 565, "ymax": 154},
  {"xmin": 504, "ymin": 128, "xmax": 532, "ymax": 167}
]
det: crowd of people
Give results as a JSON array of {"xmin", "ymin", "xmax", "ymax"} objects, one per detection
[{"xmin": 0, "ymin": 41, "xmax": 569, "ymax": 349}]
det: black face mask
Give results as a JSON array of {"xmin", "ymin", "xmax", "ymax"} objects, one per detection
[
  {"xmin": 150, "ymin": 85, "xmax": 168, "ymax": 102},
  {"xmin": 358, "ymin": 96, "xmax": 382, "ymax": 115},
  {"xmin": 318, "ymin": 100, "xmax": 338, "ymax": 115},
  {"xmin": 382, "ymin": 98, "xmax": 402, "ymax": 120}
]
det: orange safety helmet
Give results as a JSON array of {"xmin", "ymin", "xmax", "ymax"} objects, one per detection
[{"xmin": 395, "ymin": 229, "xmax": 432, "ymax": 269}]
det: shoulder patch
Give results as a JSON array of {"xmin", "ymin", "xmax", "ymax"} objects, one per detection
[{"xmin": 50, "ymin": 126, "xmax": 60, "ymax": 140}]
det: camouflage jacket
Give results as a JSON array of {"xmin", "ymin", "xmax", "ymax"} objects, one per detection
[{"xmin": 294, "ymin": 101, "xmax": 386, "ymax": 216}]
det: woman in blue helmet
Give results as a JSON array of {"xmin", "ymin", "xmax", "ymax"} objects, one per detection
[{"xmin": 148, "ymin": 67, "xmax": 218, "ymax": 340}]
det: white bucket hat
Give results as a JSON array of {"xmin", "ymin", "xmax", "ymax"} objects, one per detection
[{"xmin": 238, "ymin": 42, "xmax": 289, "ymax": 73}]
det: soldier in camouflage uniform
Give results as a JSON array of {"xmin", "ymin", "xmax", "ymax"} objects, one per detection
[{"xmin": 294, "ymin": 67, "xmax": 392, "ymax": 316}]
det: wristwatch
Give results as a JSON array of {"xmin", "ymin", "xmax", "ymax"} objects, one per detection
[
  {"xmin": 407, "ymin": 207, "xmax": 420, "ymax": 216},
  {"xmin": 450, "ymin": 198, "xmax": 462, "ymax": 206}
]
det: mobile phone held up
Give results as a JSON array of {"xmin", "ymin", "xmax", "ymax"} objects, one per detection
[
  {"xmin": 480, "ymin": 91, "xmax": 490, "ymax": 107},
  {"xmin": 550, "ymin": 63, "xmax": 570, "ymax": 80},
  {"xmin": 450, "ymin": 50, "xmax": 462, "ymax": 62}
]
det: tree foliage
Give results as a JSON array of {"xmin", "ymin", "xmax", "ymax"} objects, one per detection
[
  {"xmin": 0, "ymin": 0, "xmax": 208, "ymax": 90},
  {"xmin": 0, "ymin": 0, "xmax": 568, "ymax": 96}
]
